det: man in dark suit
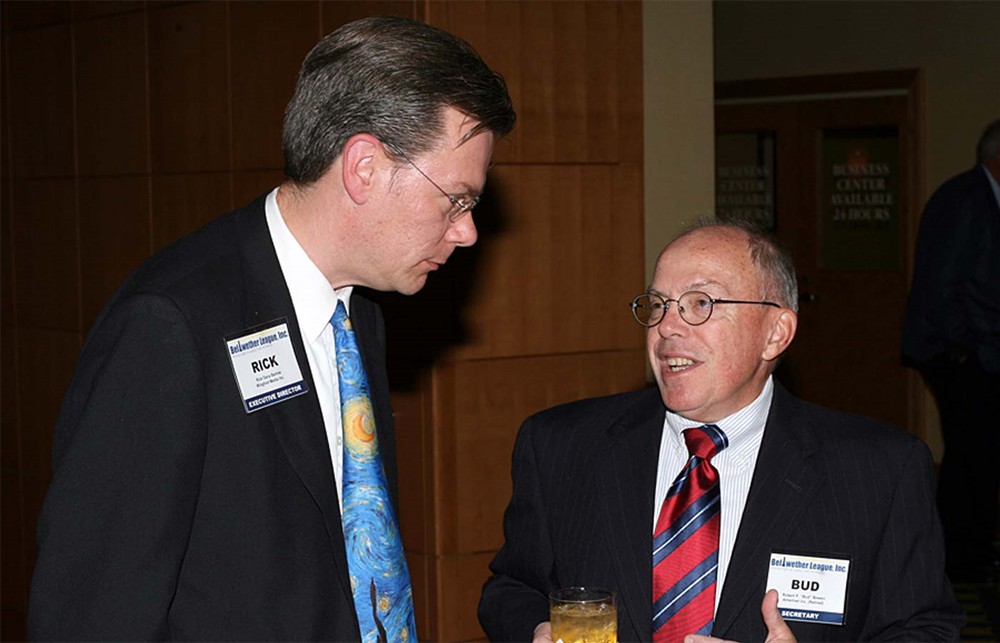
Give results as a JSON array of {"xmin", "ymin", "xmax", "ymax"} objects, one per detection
[
  {"xmin": 479, "ymin": 222, "xmax": 962, "ymax": 642},
  {"xmin": 902, "ymin": 118, "xmax": 1000, "ymax": 584},
  {"xmin": 29, "ymin": 16, "xmax": 514, "ymax": 642}
]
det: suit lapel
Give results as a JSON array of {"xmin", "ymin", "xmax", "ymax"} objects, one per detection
[
  {"xmin": 236, "ymin": 198, "xmax": 354, "ymax": 603},
  {"xmin": 596, "ymin": 389, "xmax": 664, "ymax": 641},
  {"xmin": 713, "ymin": 385, "xmax": 823, "ymax": 636}
]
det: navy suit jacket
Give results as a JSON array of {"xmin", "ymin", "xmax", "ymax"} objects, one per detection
[
  {"xmin": 479, "ymin": 384, "xmax": 963, "ymax": 642},
  {"xmin": 902, "ymin": 165, "xmax": 1000, "ymax": 372},
  {"xmin": 30, "ymin": 194, "xmax": 397, "ymax": 641}
]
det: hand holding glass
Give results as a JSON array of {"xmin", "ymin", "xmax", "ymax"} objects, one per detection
[{"xmin": 549, "ymin": 587, "xmax": 617, "ymax": 643}]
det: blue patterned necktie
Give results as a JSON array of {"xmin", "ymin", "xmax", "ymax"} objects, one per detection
[
  {"xmin": 652, "ymin": 424, "xmax": 728, "ymax": 641},
  {"xmin": 332, "ymin": 301, "xmax": 416, "ymax": 643}
]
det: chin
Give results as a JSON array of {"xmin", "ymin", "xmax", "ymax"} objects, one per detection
[{"xmin": 395, "ymin": 275, "xmax": 428, "ymax": 296}]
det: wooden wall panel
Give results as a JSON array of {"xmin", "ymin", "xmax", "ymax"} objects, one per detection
[
  {"xmin": 4, "ymin": 1, "xmax": 71, "ymax": 31},
  {"xmin": 78, "ymin": 177, "xmax": 152, "ymax": 331},
  {"xmin": 447, "ymin": 164, "xmax": 644, "ymax": 360},
  {"xmin": 11, "ymin": 179, "xmax": 80, "ymax": 331},
  {"xmin": 148, "ymin": 2, "xmax": 230, "ymax": 173},
  {"xmin": 392, "ymin": 365, "xmax": 435, "ymax": 554},
  {"xmin": 7, "ymin": 25, "xmax": 75, "ymax": 180},
  {"xmin": 151, "ymin": 172, "xmax": 233, "ymax": 251},
  {"xmin": 74, "ymin": 11, "xmax": 149, "ymax": 177},
  {"xmin": 320, "ymin": 0, "xmax": 419, "ymax": 33},
  {"xmin": 0, "ymin": 321, "xmax": 17, "ymax": 471},
  {"xmin": 229, "ymin": 1, "xmax": 318, "ymax": 171},
  {"xmin": 433, "ymin": 551, "xmax": 497, "ymax": 641},
  {"xmin": 437, "ymin": 1, "xmax": 634, "ymax": 165},
  {"xmin": 1, "ymin": 478, "xmax": 27, "ymax": 641},
  {"xmin": 233, "ymin": 170, "xmax": 285, "ymax": 206},
  {"xmin": 439, "ymin": 350, "xmax": 648, "ymax": 553},
  {"xmin": 14, "ymin": 329, "xmax": 80, "ymax": 482},
  {"xmin": 72, "ymin": 1, "xmax": 144, "ymax": 21}
]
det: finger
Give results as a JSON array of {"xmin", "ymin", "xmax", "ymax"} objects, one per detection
[
  {"xmin": 532, "ymin": 620, "xmax": 554, "ymax": 643},
  {"xmin": 761, "ymin": 589, "xmax": 797, "ymax": 643}
]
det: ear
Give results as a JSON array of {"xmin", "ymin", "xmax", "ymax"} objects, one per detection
[
  {"xmin": 762, "ymin": 309, "xmax": 798, "ymax": 362},
  {"xmin": 340, "ymin": 133, "xmax": 381, "ymax": 205}
]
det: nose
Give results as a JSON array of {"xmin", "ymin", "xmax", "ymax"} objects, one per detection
[
  {"xmin": 447, "ymin": 213, "xmax": 478, "ymax": 247},
  {"xmin": 654, "ymin": 301, "xmax": 687, "ymax": 337}
]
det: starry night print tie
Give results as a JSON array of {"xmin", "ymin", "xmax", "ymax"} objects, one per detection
[{"xmin": 332, "ymin": 301, "xmax": 416, "ymax": 643}]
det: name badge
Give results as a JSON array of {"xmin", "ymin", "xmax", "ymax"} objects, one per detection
[
  {"xmin": 225, "ymin": 319, "xmax": 308, "ymax": 413},
  {"xmin": 766, "ymin": 552, "xmax": 850, "ymax": 625}
]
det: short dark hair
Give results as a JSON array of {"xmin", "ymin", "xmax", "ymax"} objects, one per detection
[
  {"xmin": 282, "ymin": 15, "xmax": 516, "ymax": 185},
  {"xmin": 976, "ymin": 118, "xmax": 1000, "ymax": 165},
  {"xmin": 678, "ymin": 217, "xmax": 799, "ymax": 312}
]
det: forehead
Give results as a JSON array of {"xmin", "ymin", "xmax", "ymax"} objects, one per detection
[{"xmin": 653, "ymin": 228, "xmax": 757, "ymax": 292}]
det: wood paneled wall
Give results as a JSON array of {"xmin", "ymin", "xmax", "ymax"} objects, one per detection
[{"xmin": 0, "ymin": 2, "xmax": 645, "ymax": 641}]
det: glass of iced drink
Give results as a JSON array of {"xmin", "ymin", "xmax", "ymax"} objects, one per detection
[{"xmin": 549, "ymin": 587, "xmax": 617, "ymax": 643}]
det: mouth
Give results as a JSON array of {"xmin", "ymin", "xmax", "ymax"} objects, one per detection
[{"xmin": 663, "ymin": 356, "xmax": 697, "ymax": 373}]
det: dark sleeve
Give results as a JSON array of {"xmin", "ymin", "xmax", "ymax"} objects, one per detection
[
  {"xmin": 865, "ymin": 439, "xmax": 965, "ymax": 641},
  {"xmin": 478, "ymin": 417, "xmax": 554, "ymax": 641},
  {"xmin": 29, "ymin": 294, "xmax": 208, "ymax": 641}
]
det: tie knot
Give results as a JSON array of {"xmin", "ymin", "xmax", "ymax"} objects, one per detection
[
  {"xmin": 683, "ymin": 424, "xmax": 727, "ymax": 461},
  {"xmin": 332, "ymin": 300, "xmax": 348, "ymax": 326}
]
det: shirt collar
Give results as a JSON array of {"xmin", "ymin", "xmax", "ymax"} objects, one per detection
[
  {"xmin": 265, "ymin": 187, "xmax": 352, "ymax": 343},
  {"xmin": 982, "ymin": 164, "xmax": 1000, "ymax": 210},
  {"xmin": 664, "ymin": 376, "xmax": 774, "ymax": 458}
]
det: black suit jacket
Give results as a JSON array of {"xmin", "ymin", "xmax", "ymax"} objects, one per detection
[
  {"xmin": 902, "ymin": 164, "xmax": 1000, "ymax": 372},
  {"xmin": 30, "ymin": 194, "xmax": 398, "ymax": 641},
  {"xmin": 479, "ymin": 384, "xmax": 963, "ymax": 642}
]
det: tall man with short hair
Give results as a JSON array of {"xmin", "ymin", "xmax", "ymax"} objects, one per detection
[
  {"xmin": 903, "ymin": 119, "xmax": 1000, "ymax": 584},
  {"xmin": 480, "ymin": 222, "xmax": 962, "ymax": 642},
  {"xmin": 30, "ymin": 16, "xmax": 515, "ymax": 641}
]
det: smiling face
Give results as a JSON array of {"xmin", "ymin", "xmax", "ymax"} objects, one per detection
[
  {"xmin": 646, "ymin": 226, "xmax": 796, "ymax": 422},
  {"xmin": 361, "ymin": 107, "xmax": 494, "ymax": 295}
]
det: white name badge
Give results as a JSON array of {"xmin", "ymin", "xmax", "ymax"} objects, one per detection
[
  {"xmin": 766, "ymin": 552, "xmax": 850, "ymax": 625},
  {"xmin": 225, "ymin": 320, "xmax": 308, "ymax": 413}
]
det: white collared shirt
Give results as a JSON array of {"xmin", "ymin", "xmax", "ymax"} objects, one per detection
[
  {"xmin": 265, "ymin": 187, "xmax": 352, "ymax": 509},
  {"xmin": 653, "ymin": 376, "xmax": 773, "ymax": 611}
]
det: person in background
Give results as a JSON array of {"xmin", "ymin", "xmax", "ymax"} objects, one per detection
[
  {"xmin": 29, "ymin": 15, "xmax": 514, "ymax": 641},
  {"xmin": 902, "ymin": 118, "xmax": 1000, "ymax": 584},
  {"xmin": 480, "ymin": 221, "xmax": 962, "ymax": 642}
]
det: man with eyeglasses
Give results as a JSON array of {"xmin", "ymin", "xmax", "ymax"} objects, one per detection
[
  {"xmin": 30, "ymin": 16, "xmax": 514, "ymax": 642},
  {"xmin": 480, "ymin": 222, "xmax": 962, "ymax": 642}
]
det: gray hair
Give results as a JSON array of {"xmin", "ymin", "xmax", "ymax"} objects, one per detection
[
  {"xmin": 283, "ymin": 15, "xmax": 515, "ymax": 185},
  {"xmin": 677, "ymin": 217, "xmax": 799, "ymax": 312}
]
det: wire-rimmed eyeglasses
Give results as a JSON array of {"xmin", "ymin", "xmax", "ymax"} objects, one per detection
[
  {"xmin": 630, "ymin": 291, "xmax": 780, "ymax": 327},
  {"xmin": 384, "ymin": 142, "xmax": 480, "ymax": 222}
]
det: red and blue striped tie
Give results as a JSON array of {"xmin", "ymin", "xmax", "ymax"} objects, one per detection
[{"xmin": 652, "ymin": 424, "xmax": 728, "ymax": 642}]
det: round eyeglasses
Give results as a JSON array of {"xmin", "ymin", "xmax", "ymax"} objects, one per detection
[
  {"xmin": 384, "ymin": 142, "xmax": 480, "ymax": 222},
  {"xmin": 630, "ymin": 291, "xmax": 780, "ymax": 327}
]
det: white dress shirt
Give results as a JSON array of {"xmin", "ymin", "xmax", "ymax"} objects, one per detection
[
  {"xmin": 653, "ymin": 376, "xmax": 774, "ymax": 611},
  {"xmin": 266, "ymin": 187, "xmax": 352, "ymax": 510}
]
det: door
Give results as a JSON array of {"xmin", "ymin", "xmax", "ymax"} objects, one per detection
[{"xmin": 715, "ymin": 71, "xmax": 923, "ymax": 435}]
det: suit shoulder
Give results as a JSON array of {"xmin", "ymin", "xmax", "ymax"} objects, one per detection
[
  {"xmin": 137, "ymin": 200, "xmax": 264, "ymax": 292},
  {"xmin": 109, "ymin": 198, "xmax": 269, "ymax": 312},
  {"xmin": 924, "ymin": 166, "xmax": 994, "ymax": 214},
  {"xmin": 526, "ymin": 387, "xmax": 660, "ymax": 432},
  {"xmin": 793, "ymin": 395, "xmax": 926, "ymax": 454}
]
